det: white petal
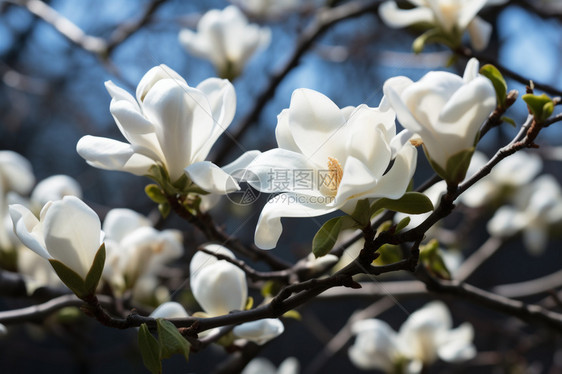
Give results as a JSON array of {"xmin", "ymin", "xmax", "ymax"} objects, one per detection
[
  {"xmin": 349, "ymin": 319, "xmax": 401, "ymax": 371},
  {"xmin": 487, "ymin": 206, "xmax": 526, "ymax": 237},
  {"xmin": 9, "ymin": 204, "xmax": 50, "ymax": 259},
  {"xmin": 275, "ymin": 108, "xmax": 301, "ymax": 153},
  {"xmin": 150, "ymin": 302, "xmax": 190, "ymax": 319},
  {"xmin": 189, "ymin": 244, "xmax": 235, "ymax": 283},
  {"xmin": 30, "ymin": 175, "xmax": 82, "ymax": 210},
  {"xmin": 192, "ymin": 78, "xmax": 236, "ymax": 161},
  {"xmin": 254, "ymin": 193, "xmax": 337, "ymax": 249},
  {"xmin": 457, "ymin": 0, "xmax": 488, "ymax": 30},
  {"xmin": 233, "ymin": 318, "xmax": 284, "ymax": 345},
  {"xmin": 102, "ymin": 208, "xmax": 151, "ymax": 243},
  {"xmin": 42, "ymin": 196, "xmax": 102, "ymax": 279},
  {"xmin": 467, "ymin": 17, "xmax": 492, "ymax": 51},
  {"xmin": 378, "ymin": 1, "xmax": 434, "ymax": 28},
  {"xmin": 135, "ymin": 64, "xmax": 187, "ymax": 103},
  {"xmin": 437, "ymin": 323, "xmax": 476, "ymax": 362},
  {"xmin": 335, "ymin": 156, "xmax": 380, "ymax": 206},
  {"xmin": 462, "ymin": 58, "xmax": 481, "ymax": 83},
  {"xmin": 523, "ymin": 225, "xmax": 549, "ymax": 255},
  {"xmin": 185, "ymin": 161, "xmax": 239, "ymax": 194},
  {"xmin": 76, "ymin": 135, "xmax": 154, "ymax": 175},
  {"xmin": 241, "ymin": 358, "xmax": 277, "ymax": 374},
  {"xmin": 222, "ymin": 150, "xmax": 261, "ymax": 176},
  {"xmin": 191, "ymin": 260, "xmax": 247, "ymax": 316}
]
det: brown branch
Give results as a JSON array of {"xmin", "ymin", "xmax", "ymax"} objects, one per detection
[{"xmin": 213, "ymin": 0, "xmax": 383, "ymax": 164}]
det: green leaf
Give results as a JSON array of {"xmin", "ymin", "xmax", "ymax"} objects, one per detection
[
  {"xmin": 444, "ymin": 148, "xmax": 475, "ymax": 185},
  {"xmin": 49, "ymin": 259, "xmax": 88, "ymax": 299},
  {"xmin": 145, "ymin": 184, "xmax": 168, "ymax": 204},
  {"xmin": 395, "ymin": 216, "xmax": 411, "ymax": 233},
  {"xmin": 419, "ymin": 239, "xmax": 451, "ymax": 280},
  {"xmin": 312, "ymin": 216, "xmax": 343, "ymax": 258},
  {"xmin": 350, "ymin": 198, "xmax": 371, "ymax": 227},
  {"xmin": 138, "ymin": 323, "xmax": 162, "ymax": 374},
  {"xmin": 373, "ymin": 244, "xmax": 402, "ymax": 266},
  {"xmin": 480, "ymin": 64, "xmax": 507, "ymax": 108},
  {"xmin": 523, "ymin": 93, "xmax": 555, "ymax": 122},
  {"xmin": 158, "ymin": 203, "xmax": 171, "ymax": 219},
  {"xmin": 157, "ymin": 319, "xmax": 190, "ymax": 361},
  {"xmin": 370, "ymin": 192, "xmax": 434, "ymax": 216},
  {"xmin": 412, "ymin": 28, "xmax": 455, "ymax": 53},
  {"xmin": 84, "ymin": 243, "xmax": 105, "ymax": 296},
  {"xmin": 501, "ymin": 116, "xmax": 516, "ymax": 127}
]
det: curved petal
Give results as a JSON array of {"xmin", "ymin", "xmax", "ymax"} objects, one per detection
[
  {"xmin": 30, "ymin": 175, "xmax": 82, "ymax": 210},
  {"xmin": 233, "ymin": 318, "xmax": 284, "ymax": 345},
  {"xmin": 185, "ymin": 161, "xmax": 239, "ymax": 194},
  {"xmin": 467, "ymin": 17, "xmax": 492, "ymax": 51},
  {"xmin": 288, "ymin": 88, "xmax": 347, "ymax": 165},
  {"xmin": 150, "ymin": 302, "xmax": 190, "ymax": 319},
  {"xmin": 349, "ymin": 319, "xmax": 401, "ymax": 371},
  {"xmin": 109, "ymin": 97, "xmax": 155, "ymax": 135},
  {"xmin": 275, "ymin": 109, "xmax": 301, "ymax": 153},
  {"xmin": 190, "ymin": 244, "xmax": 235, "ymax": 284},
  {"xmin": 76, "ymin": 136, "xmax": 155, "ymax": 175},
  {"xmin": 136, "ymin": 64, "xmax": 187, "ymax": 103},
  {"xmin": 254, "ymin": 193, "xmax": 337, "ymax": 249},
  {"xmin": 437, "ymin": 323, "xmax": 476, "ymax": 362},
  {"xmin": 383, "ymin": 76, "xmax": 424, "ymax": 134},
  {"xmin": 457, "ymin": 0, "xmax": 488, "ymax": 30},
  {"xmin": 378, "ymin": 1, "xmax": 434, "ymax": 28},
  {"xmin": 361, "ymin": 143, "xmax": 417, "ymax": 200},
  {"xmin": 335, "ymin": 156, "xmax": 380, "ymax": 206},
  {"xmin": 487, "ymin": 206, "xmax": 526, "ymax": 237},
  {"xmin": 193, "ymin": 78, "xmax": 236, "ymax": 161},
  {"xmin": 191, "ymin": 260, "xmax": 247, "ymax": 316},
  {"xmin": 43, "ymin": 196, "xmax": 102, "ymax": 279},
  {"xmin": 9, "ymin": 204, "xmax": 50, "ymax": 259}
]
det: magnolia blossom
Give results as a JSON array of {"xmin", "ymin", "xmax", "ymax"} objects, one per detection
[
  {"xmin": 9, "ymin": 196, "xmax": 103, "ymax": 279},
  {"xmin": 102, "ymin": 208, "xmax": 183, "ymax": 295},
  {"xmin": 246, "ymin": 88, "xmax": 417, "ymax": 249},
  {"xmin": 382, "ymin": 58, "xmax": 495, "ymax": 183},
  {"xmin": 76, "ymin": 64, "xmax": 238, "ymax": 194},
  {"xmin": 17, "ymin": 249, "xmax": 65, "ymax": 294},
  {"xmin": 179, "ymin": 6, "xmax": 270, "ymax": 79},
  {"xmin": 379, "ymin": 0, "xmax": 508, "ymax": 51},
  {"xmin": 460, "ymin": 151, "xmax": 542, "ymax": 208},
  {"xmin": 190, "ymin": 244, "xmax": 284, "ymax": 343},
  {"xmin": 349, "ymin": 301, "xmax": 475, "ymax": 373},
  {"xmin": 242, "ymin": 357, "xmax": 300, "ymax": 374},
  {"xmin": 487, "ymin": 175, "xmax": 562, "ymax": 255}
]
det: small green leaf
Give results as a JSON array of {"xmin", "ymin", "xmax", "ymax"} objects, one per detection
[
  {"xmin": 523, "ymin": 93, "xmax": 555, "ymax": 122},
  {"xmin": 157, "ymin": 319, "xmax": 190, "ymax": 361},
  {"xmin": 444, "ymin": 148, "xmax": 475, "ymax": 185},
  {"xmin": 373, "ymin": 244, "xmax": 402, "ymax": 266},
  {"xmin": 282, "ymin": 310, "xmax": 302, "ymax": 321},
  {"xmin": 395, "ymin": 216, "xmax": 411, "ymax": 233},
  {"xmin": 419, "ymin": 239, "xmax": 451, "ymax": 280},
  {"xmin": 84, "ymin": 243, "xmax": 105, "ymax": 296},
  {"xmin": 480, "ymin": 64, "xmax": 507, "ymax": 108},
  {"xmin": 261, "ymin": 280, "xmax": 282, "ymax": 298},
  {"xmin": 312, "ymin": 216, "xmax": 343, "ymax": 258},
  {"xmin": 158, "ymin": 203, "xmax": 171, "ymax": 219},
  {"xmin": 370, "ymin": 192, "xmax": 434, "ymax": 216},
  {"xmin": 145, "ymin": 184, "xmax": 168, "ymax": 204},
  {"xmin": 138, "ymin": 323, "xmax": 162, "ymax": 374},
  {"xmin": 350, "ymin": 198, "xmax": 371, "ymax": 227},
  {"xmin": 49, "ymin": 259, "xmax": 88, "ymax": 299},
  {"xmin": 245, "ymin": 296, "xmax": 254, "ymax": 311},
  {"xmin": 501, "ymin": 116, "xmax": 516, "ymax": 127}
]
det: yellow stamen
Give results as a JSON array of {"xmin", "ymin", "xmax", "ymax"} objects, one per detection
[{"xmin": 321, "ymin": 157, "xmax": 343, "ymax": 197}]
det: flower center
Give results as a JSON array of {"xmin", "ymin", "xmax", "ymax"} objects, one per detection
[{"xmin": 320, "ymin": 157, "xmax": 343, "ymax": 197}]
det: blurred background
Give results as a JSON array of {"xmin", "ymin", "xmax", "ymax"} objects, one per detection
[{"xmin": 1, "ymin": 0, "xmax": 562, "ymax": 373}]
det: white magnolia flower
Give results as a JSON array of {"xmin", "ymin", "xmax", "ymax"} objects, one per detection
[
  {"xmin": 460, "ymin": 151, "xmax": 542, "ymax": 208},
  {"xmin": 102, "ymin": 208, "xmax": 183, "ymax": 295},
  {"xmin": 246, "ymin": 88, "xmax": 417, "ymax": 249},
  {"xmin": 382, "ymin": 58, "xmax": 495, "ymax": 183},
  {"xmin": 349, "ymin": 301, "xmax": 475, "ymax": 373},
  {"xmin": 487, "ymin": 175, "xmax": 562, "ymax": 255},
  {"xmin": 30, "ymin": 175, "xmax": 82, "ymax": 214},
  {"xmin": 189, "ymin": 244, "xmax": 248, "ymax": 316},
  {"xmin": 379, "ymin": 0, "xmax": 508, "ymax": 51},
  {"xmin": 242, "ymin": 357, "xmax": 300, "ymax": 374},
  {"xmin": 179, "ymin": 6, "xmax": 271, "ymax": 79},
  {"xmin": 9, "ymin": 196, "xmax": 103, "ymax": 280},
  {"xmin": 76, "ymin": 64, "xmax": 238, "ymax": 194},
  {"xmin": 233, "ymin": 318, "xmax": 285, "ymax": 345},
  {"xmin": 150, "ymin": 301, "xmax": 190, "ymax": 319}
]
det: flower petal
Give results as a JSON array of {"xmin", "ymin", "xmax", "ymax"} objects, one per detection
[
  {"xmin": 437, "ymin": 323, "xmax": 476, "ymax": 362},
  {"xmin": 185, "ymin": 161, "xmax": 239, "ymax": 194},
  {"xmin": 9, "ymin": 204, "xmax": 50, "ymax": 259},
  {"xmin": 378, "ymin": 1, "xmax": 434, "ymax": 28},
  {"xmin": 150, "ymin": 301, "xmax": 190, "ymax": 319},
  {"xmin": 42, "ymin": 196, "xmax": 102, "ymax": 279},
  {"xmin": 0, "ymin": 151, "xmax": 35, "ymax": 195},
  {"xmin": 349, "ymin": 319, "xmax": 401, "ymax": 371},
  {"xmin": 76, "ymin": 135, "xmax": 154, "ymax": 175},
  {"xmin": 233, "ymin": 318, "xmax": 285, "ymax": 345},
  {"xmin": 255, "ymin": 193, "xmax": 337, "ymax": 249},
  {"xmin": 102, "ymin": 208, "xmax": 151, "ymax": 243},
  {"xmin": 467, "ymin": 17, "xmax": 492, "ymax": 51}
]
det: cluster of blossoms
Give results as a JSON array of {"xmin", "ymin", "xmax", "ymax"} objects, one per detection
[{"xmin": 6, "ymin": 1, "xmax": 559, "ymax": 372}]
